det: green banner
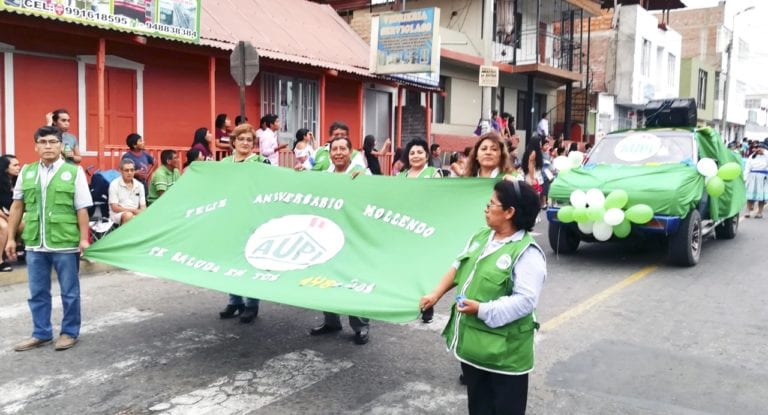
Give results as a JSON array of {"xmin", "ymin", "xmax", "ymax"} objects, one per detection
[
  {"xmin": 1, "ymin": 0, "xmax": 200, "ymax": 43},
  {"xmin": 84, "ymin": 163, "xmax": 495, "ymax": 322}
]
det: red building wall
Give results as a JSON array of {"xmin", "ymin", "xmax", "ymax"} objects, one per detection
[{"xmin": 325, "ymin": 77, "xmax": 362, "ymax": 148}]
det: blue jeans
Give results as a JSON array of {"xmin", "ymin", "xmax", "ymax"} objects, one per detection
[
  {"xmin": 228, "ymin": 295, "xmax": 259, "ymax": 308},
  {"xmin": 27, "ymin": 251, "xmax": 81, "ymax": 340}
]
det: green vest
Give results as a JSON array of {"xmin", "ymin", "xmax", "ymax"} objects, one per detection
[
  {"xmin": 20, "ymin": 162, "xmax": 81, "ymax": 249},
  {"xmin": 398, "ymin": 166, "xmax": 440, "ymax": 178},
  {"xmin": 442, "ymin": 228, "xmax": 541, "ymax": 374},
  {"xmin": 311, "ymin": 144, "xmax": 362, "ymax": 171},
  {"xmin": 221, "ymin": 154, "xmax": 268, "ymax": 163}
]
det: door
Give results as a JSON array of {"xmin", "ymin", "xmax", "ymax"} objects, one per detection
[
  {"xmin": 363, "ymin": 89, "xmax": 392, "ymax": 149},
  {"xmin": 86, "ymin": 65, "xmax": 137, "ymax": 151}
]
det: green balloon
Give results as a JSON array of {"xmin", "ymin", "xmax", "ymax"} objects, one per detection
[
  {"xmin": 573, "ymin": 207, "xmax": 589, "ymax": 223},
  {"xmin": 706, "ymin": 176, "xmax": 725, "ymax": 197},
  {"xmin": 604, "ymin": 189, "xmax": 629, "ymax": 209},
  {"xmin": 587, "ymin": 206, "xmax": 606, "ymax": 222},
  {"xmin": 557, "ymin": 206, "xmax": 575, "ymax": 223},
  {"xmin": 613, "ymin": 219, "xmax": 631, "ymax": 238},
  {"xmin": 716, "ymin": 162, "xmax": 741, "ymax": 181},
  {"xmin": 625, "ymin": 204, "xmax": 654, "ymax": 224}
]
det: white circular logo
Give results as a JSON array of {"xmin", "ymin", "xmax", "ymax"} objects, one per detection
[
  {"xmin": 614, "ymin": 133, "xmax": 662, "ymax": 162},
  {"xmin": 60, "ymin": 171, "xmax": 73, "ymax": 181},
  {"xmin": 496, "ymin": 254, "xmax": 512, "ymax": 270},
  {"xmin": 244, "ymin": 215, "xmax": 345, "ymax": 271}
]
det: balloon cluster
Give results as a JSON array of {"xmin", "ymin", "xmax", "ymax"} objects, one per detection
[
  {"xmin": 696, "ymin": 158, "xmax": 741, "ymax": 198},
  {"xmin": 556, "ymin": 189, "xmax": 653, "ymax": 241},
  {"xmin": 552, "ymin": 151, "xmax": 585, "ymax": 173}
]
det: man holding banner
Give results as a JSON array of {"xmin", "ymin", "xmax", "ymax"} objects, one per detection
[{"xmin": 310, "ymin": 135, "xmax": 371, "ymax": 344}]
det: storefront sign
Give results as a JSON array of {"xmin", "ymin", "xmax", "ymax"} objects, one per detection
[
  {"xmin": 1, "ymin": 0, "xmax": 201, "ymax": 43},
  {"xmin": 370, "ymin": 7, "xmax": 440, "ymax": 75}
]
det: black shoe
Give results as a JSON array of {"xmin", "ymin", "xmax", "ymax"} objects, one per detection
[
  {"xmin": 219, "ymin": 304, "xmax": 244, "ymax": 319},
  {"xmin": 353, "ymin": 328, "xmax": 369, "ymax": 345},
  {"xmin": 310, "ymin": 323, "xmax": 342, "ymax": 336},
  {"xmin": 459, "ymin": 374, "xmax": 466, "ymax": 385},
  {"xmin": 421, "ymin": 306, "xmax": 434, "ymax": 323},
  {"xmin": 239, "ymin": 307, "xmax": 258, "ymax": 324}
]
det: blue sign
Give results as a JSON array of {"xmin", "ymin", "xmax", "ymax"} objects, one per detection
[{"xmin": 370, "ymin": 8, "xmax": 440, "ymax": 75}]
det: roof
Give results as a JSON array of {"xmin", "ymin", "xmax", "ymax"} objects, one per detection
[
  {"xmin": 200, "ymin": 0, "xmax": 372, "ymax": 77},
  {"xmin": 600, "ymin": 0, "xmax": 686, "ymax": 11}
]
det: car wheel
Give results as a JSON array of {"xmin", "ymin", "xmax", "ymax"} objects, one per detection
[
  {"xmin": 548, "ymin": 222, "xmax": 580, "ymax": 254},
  {"xmin": 714, "ymin": 214, "xmax": 739, "ymax": 240},
  {"xmin": 668, "ymin": 209, "xmax": 702, "ymax": 266}
]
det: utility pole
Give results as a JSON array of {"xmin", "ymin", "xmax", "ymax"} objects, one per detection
[
  {"xmin": 480, "ymin": 0, "xmax": 494, "ymax": 134},
  {"xmin": 720, "ymin": 6, "xmax": 754, "ymax": 142}
]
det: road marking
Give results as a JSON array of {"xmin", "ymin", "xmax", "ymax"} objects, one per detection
[
  {"xmin": 0, "ymin": 328, "xmax": 237, "ymax": 414},
  {"xmin": 346, "ymin": 382, "xmax": 466, "ymax": 414},
  {"xmin": 0, "ymin": 295, "xmax": 92, "ymax": 321},
  {"xmin": 149, "ymin": 349, "xmax": 353, "ymax": 414},
  {"xmin": 540, "ymin": 265, "xmax": 658, "ymax": 332}
]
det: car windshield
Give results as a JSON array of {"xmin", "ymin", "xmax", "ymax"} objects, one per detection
[{"xmin": 587, "ymin": 131, "xmax": 695, "ymax": 165}]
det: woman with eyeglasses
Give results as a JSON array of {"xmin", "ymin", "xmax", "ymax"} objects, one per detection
[
  {"xmin": 420, "ymin": 180, "xmax": 547, "ymax": 415},
  {"xmin": 217, "ymin": 123, "xmax": 269, "ymax": 324}
]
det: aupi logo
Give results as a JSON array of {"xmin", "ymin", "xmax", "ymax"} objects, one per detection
[{"xmin": 245, "ymin": 215, "xmax": 345, "ymax": 271}]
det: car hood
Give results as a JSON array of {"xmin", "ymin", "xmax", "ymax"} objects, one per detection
[{"xmin": 549, "ymin": 163, "xmax": 703, "ymax": 217}]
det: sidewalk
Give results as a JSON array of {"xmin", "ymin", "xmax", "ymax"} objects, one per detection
[{"xmin": 0, "ymin": 260, "xmax": 116, "ymax": 287}]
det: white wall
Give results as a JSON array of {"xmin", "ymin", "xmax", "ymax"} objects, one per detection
[{"xmin": 615, "ymin": 5, "xmax": 682, "ymax": 106}]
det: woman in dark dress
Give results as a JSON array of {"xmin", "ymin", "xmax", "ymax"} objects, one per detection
[{"xmin": 0, "ymin": 155, "xmax": 22, "ymax": 271}]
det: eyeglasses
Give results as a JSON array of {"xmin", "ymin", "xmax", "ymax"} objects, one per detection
[
  {"xmin": 36, "ymin": 139, "xmax": 61, "ymax": 146},
  {"xmin": 486, "ymin": 202, "xmax": 504, "ymax": 209},
  {"xmin": 235, "ymin": 136, "xmax": 254, "ymax": 142}
]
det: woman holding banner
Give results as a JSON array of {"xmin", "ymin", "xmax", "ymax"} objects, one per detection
[
  {"xmin": 218, "ymin": 123, "xmax": 269, "ymax": 324},
  {"xmin": 398, "ymin": 138, "xmax": 442, "ymax": 179},
  {"xmin": 463, "ymin": 132, "xmax": 519, "ymax": 179},
  {"xmin": 420, "ymin": 180, "xmax": 547, "ymax": 415}
]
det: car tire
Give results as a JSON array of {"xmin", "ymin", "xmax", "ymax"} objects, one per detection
[
  {"xmin": 548, "ymin": 222, "xmax": 580, "ymax": 254},
  {"xmin": 714, "ymin": 215, "xmax": 739, "ymax": 240},
  {"xmin": 668, "ymin": 209, "xmax": 702, "ymax": 266}
]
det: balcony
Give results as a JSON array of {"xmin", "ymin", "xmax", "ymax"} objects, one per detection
[{"xmin": 493, "ymin": 28, "xmax": 582, "ymax": 71}]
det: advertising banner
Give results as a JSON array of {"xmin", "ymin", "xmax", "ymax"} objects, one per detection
[
  {"xmin": 1, "ymin": 0, "xmax": 200, "ymax": 43},
  {"xmin": 370, "ymin": 7, "xmax": 440, "ymax": 75},
  {"xmin": 84, "ymin": 163, "xmax": 495, "ymax": 323}
]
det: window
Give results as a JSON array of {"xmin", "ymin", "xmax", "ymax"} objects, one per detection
[
  {"xmin": 641, "ymin": 39, "xmax": 651, "ymax": 77},
  {"xmin": 667, "ymin": 54, "xmax": 676, "ymax": 87},
  {"xmin": 261, "ymin": 73, "xmax": 318, "ymax": 142},
  {"xmin": 697, "ymin": 69, "xmax": 708, "ymax": 110},
  {"xmin": 714, "ymin": 71, "xmax": 721, "ymax": 100}
]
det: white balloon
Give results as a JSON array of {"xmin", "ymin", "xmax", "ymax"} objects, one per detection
[
  {"xmin": 585, "ymin": 188, "xmax": 606, "ymax": 208},
  {"xmin": 603, "ymin": 208, "xmax": 625, "ymax": 226},
  {"xmin": 570, "ymin": 189, "xmax": 588, "ymax": 209},
  {"xmin": 553, "ymin": 156, "xmax": 572, "ymax": 172},
  {"xmin": 568, "ymin": 151, "xmax": 585, "ymax": 166},
  {"xmin": 577, "ymin": 220, "xmax": 594, "ymax": 234},
  {"xmin": 696, "ymin": 158, "xmax": 718, "ymax": 178},
  {"xmin": 593, "ymin": 221, "xmax": 613, "ymax": 241}
]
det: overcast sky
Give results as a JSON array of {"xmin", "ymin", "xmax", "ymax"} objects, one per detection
[{"xmin": 683, "ymin": 0, "xmax": 768, "ymax": 94}]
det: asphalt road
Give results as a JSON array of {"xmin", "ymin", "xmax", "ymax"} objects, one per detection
[{"xmin": 1, "ymin": 214, "xmax": 766, "ymax": 414}]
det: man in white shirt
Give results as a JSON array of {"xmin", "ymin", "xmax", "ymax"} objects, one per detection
[
  {"xmin": 536, "ymin": 113, "xmax": 549, "ymax": 139},
  {"xmin": 258, "ymin": 114, "xmax": 288, "ymax": 166},
  {"xmin": 108, "ymin": 159, "xmax": 146, "ymax": 225},
  {"xmin": 6, "ymin": 126, "xmax": 92, "ymax": 352}
]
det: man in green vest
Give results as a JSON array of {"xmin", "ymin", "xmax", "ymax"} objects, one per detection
[
  {"xmin": 312, "ymin": 121, "xmax": 367, "ymax": 172},
  {"xmin": 5, "ymin": 126, "xmax": 93, "ymax": 352}
]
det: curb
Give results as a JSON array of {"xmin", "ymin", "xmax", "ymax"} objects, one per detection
[{"xmin": 0, "ymin": 261, "xmax": 117, "ymax": 287}]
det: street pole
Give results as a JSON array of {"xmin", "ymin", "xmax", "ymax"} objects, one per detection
[
  {"xmin": 480, "ymin": 0, "xmax": 493, "ymax": 134},
  {"xmin": 720, "ymin": 6, "xmax": 754, "ymax": 142}
]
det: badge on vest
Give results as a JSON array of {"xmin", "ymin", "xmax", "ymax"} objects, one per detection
[
  {"xmin": 26, "ymin": 171, "xmax": 35, "ymax": 179},
  {"xmin": 60, "ymin": 171, "xmax": 73, "ymax": 181},
  {"xmin": 496, "ymin": 254, "xmax": 512, "ymax": 270}
]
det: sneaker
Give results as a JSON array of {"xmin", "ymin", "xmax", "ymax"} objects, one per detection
[
  {"xmin": 54, "ymin": 334, "xmax": 78, "ymax": 351},
  {"xmin": 13, "ymin": 337, "xmax": 52, "ymax": 352}
]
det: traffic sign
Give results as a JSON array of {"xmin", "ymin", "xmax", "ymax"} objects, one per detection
[
  {"xmin": 230, "ymin": 41, "xmax": 260, "ymax": 87},
  {"xmin": 478, "ymin": 65, "xmax": 499, "ymax": 88}
]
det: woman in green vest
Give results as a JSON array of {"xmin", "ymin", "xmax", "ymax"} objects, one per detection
[
  {"xmin": 398, "ymin": 138, "xmax": 442, "ymax": 179},
  {"xmin": 463, "ymin": 132, "xmax": 520, "ymax": 180},
  {"xmin": 420, "ymin": 179, "xmax": 546, "ymax": 415},
  {"xmin": 218, "ymin": 123, "xmax": 269, "ymax": 324}
]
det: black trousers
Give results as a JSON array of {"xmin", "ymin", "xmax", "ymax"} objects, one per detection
[{"xmin": 461, "ymin": 362, "xmax": 529, "ymax": 415}]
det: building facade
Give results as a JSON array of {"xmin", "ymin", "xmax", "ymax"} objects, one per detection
[{"xmin": 679, "ymin": 57, "xmax": 715, "ymax": 125}]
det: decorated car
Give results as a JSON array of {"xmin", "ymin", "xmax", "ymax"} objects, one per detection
[{"xmin": 546, "ymin": 99, "xmax": 746, "ymax": 266}]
